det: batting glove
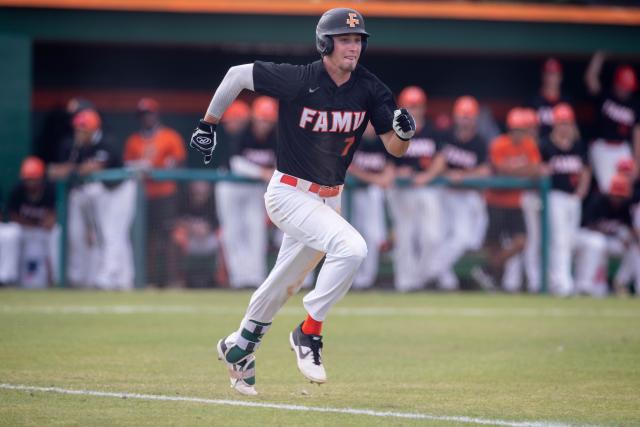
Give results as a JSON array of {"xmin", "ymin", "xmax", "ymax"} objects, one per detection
[
  {"xmin": 190, "ymin": 120, "xmax": 217, "ymax": 165},
  {"xmin": 392, "ymin": 108, "xmax": 416, "ymax": 141}
]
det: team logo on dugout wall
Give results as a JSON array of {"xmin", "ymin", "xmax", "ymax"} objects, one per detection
[{"xmin": 347, "ymin": 13, "xmax": 360, "ymax": 28}]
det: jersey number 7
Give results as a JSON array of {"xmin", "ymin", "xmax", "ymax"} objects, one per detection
[{"xmin": 341, "ymin": 136, "xmax": 356, "ymax": 157}]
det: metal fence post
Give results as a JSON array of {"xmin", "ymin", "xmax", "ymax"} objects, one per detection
[
  {"xmin": 55, "ymin": 180, "xmax": 68, "ymax": 288},
  {"xmin": 133, "ymin": 174, "xmax": 147, "ymax": 289},
  {"xmin": 539, "ymin": 176, "xmax": 551, "ymax": 293}
]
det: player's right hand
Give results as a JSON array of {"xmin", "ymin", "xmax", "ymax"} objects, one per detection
[{"xmin": 189, "ymin": 120, "xmax": 217, "ymax": 165}]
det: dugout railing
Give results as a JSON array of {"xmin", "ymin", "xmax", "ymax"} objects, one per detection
[{"xmin": 54, "ymin": 169, "xmax": 551, "ymax": 292}]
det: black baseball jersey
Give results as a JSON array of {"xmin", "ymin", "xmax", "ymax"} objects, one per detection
[
  {"xmin": 234, "ymin": 127, "xmax": 277, "ymax": 168},
  {"xmin": 582, "ymin": 193, "xmax": 633, "ymax": 231},
  {"xmin": 529, "ymin": 93, "xmax": 572, "ymax": 139},
  {"xmin": 540, "ymin": 138, "xmax": 588, "ymax": 193},
  {"xmin": 8, "ymin": 181, "xmax": 56, "ymax": 227},
  {"xmin": 351, "ymin": 134, "xmax": 389, "ymax": 173},
  {"xmin": 57, "ymin": 135, "xmax": 122, "ymax": 169},
  {"xmin": 391, "ymin": 124, "xmax": 439, "ymax": 172},
  {"xmin": 439, "ymin": 131, "xmax": 488, "ymax": 170},
  {"xmin": 253, "ymin": 60, "xmax": 396, "ymax": 186},
  {"xmin": 593, "ymin": 92, "xmax": 640, "ymax": 142},
  {"xmin": 57, "ymin": 134, "xmax": 122, "ymax": 188}
]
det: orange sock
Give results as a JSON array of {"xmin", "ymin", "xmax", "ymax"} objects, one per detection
[{"xmin": 301, "ymin": 314, "xmax": 323, "ymax": 335}]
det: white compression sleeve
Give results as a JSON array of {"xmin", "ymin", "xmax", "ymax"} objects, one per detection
[{"xmin": 206, "ymin": 63, "xmax": 255, "ymax": 120}]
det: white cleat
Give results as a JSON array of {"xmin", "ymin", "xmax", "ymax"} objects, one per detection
[
  {"xmin": 217, "ymin": 338, "xmax": 258, "ymax": 396},
  {"xmin": 289, "ymin": 324, "xmax": 327, "ymax": 384}
]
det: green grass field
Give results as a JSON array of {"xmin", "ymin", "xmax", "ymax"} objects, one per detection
[{"xmin": 1, "ymin": 289, "xmax": 639, "ymax": 426}]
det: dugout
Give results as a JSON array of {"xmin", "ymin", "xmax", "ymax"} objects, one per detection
[{"xmin": 1, "ymin": 1, "xmax": 640, "ymax": 192}]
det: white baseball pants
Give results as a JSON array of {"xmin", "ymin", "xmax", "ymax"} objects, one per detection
[
  {"xmin": 548, "ymin": 191, "xmax": 581, "ymax": 296},
  {"xmin": 521, "ymin": 191, "xmax": 541, "ymax": 292},
  {"xmin": 427, "ymin": 189, "xmax": 486, "ymax": 289},
  {"xmin": 242, "ymin": 170, "xmax": 366, "ymax": 323},
  {"xmin": 215, "ymin": 182, "xmax": 268, "ymax": 288},
  {"xmin": 94, "ymin": 180, "xmax": 136, "ymax": 290},
  {"xmin": 387, "ymin": 187, "xmax": 443, "ymax": 291},
  {"xmin": 67, "ymin": 183, "xmax": 104, "ymax": 287},
  {"xmin": 349, "ymin": 186, "xmax": 387, "ymax": 289},
  {"xmin": 589, "ymin": 139, "xmax": 632, "ymax": 194},
  {"xmin": 0, "ymin": 222, "xmax": 21, "ymax": 284}
]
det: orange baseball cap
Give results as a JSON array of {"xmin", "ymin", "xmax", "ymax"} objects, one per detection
[
  {"xmin": 20, "ymin": 156, "xmax": 45, "ymax": 180},
  {"xmin": 552, "ymin": 103, "xmax": 575, "ymax": 124},
  {"xmin": 543, "ymin": 58, "xmax": 562, "ymax": 74},
  {"xmin": 72, "ymin": 109, "xmax": 101, "ymax": 132},
  {"xmin": 609, "ymin": 173, "xmax": 632, "ymax": 198},
  {"xmin": 137, "ymin": 97, "xmax": 160, "ymax": 113},
  {"xmin": 521, "ymin": 108, "xmax": 539, "ymax": 128},
  {"xmin": 453, "ymin": 96, "xmax": 479, "ymax": 118},
  {"xmin": 614, "ymin": 65, "xmax": 638, "ymax": 92},
  {"xmin": 507, "ymin": 108, "xmax": 529, "ymax": 130},
  {"xmin": 616, "ymin": 157, "xmax": 636, "ymax": 174},
  {"xmin": 252, "ymin": 96, "xmax": 278, "ymax": 122},
  {"xmin": 222, "ymin": 100, "xmax": 251, "ymax": 122},
  {"xmin": 398, "ymin": 86, "xmax": 427, "ymax": 108}
]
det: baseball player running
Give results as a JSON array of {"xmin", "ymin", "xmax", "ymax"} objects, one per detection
[{"xmin": 189, "ymin": 8, "xmax": 415, "ymax": 395}]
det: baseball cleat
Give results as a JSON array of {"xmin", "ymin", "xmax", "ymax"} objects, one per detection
[
  {"xmin": 289, "ymin": 323, "xmax": 327, "ymax": 384},
  {"xmin": 217, "ymin": 337, "xmax": 258, "ymax": 396}
]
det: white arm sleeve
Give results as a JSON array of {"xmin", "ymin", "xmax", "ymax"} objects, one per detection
[
  {"xmin": 229, "ymin": 155, "xmax": 265, "ymax": 179},
  {"xmin": 206, "ymin": 63, "xmax": 255, "ymax": 120}
]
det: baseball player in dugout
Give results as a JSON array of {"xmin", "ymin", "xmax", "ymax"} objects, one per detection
[
  {"xmin": 49, "ymin": 109, "xmax": 135, "ymax": 289},
  {"xmin": 539, "ymin": 104, "xmax": 593, "ymax": 296},
  {"xmin": 387, "ymin": 86, "xmax": 444, "ymax": 292},
  {"xmin": 585, "ymin": 52, "xmax": 640, "ymax": 194},
  {"xmin": 4, "ymin": 157, "xmax": 58, "ymax": 288},
  {"xmin": 346, "ymin": 122, "xmax": 393, "ymax": 290},
  {"xmin": 189, "ymin": 8, "xmax": 416, "ymax": 395},
  {"xmin": 216, "ymin": 96, "xmax": 278, "ymax": 289},
  {"xmin": 124, "ymin": 98, "xmax": 186, "ymax": 287},
  {"xmin": 419, "ymin": 96, "xmax": 492, "ymax": 291},
  {"xmin": 485, "ymin": 108, "xmax": 542, "ymax": 291},
  {"xmin": 529, "ymin": 58, "xmax": 572, "ymax": 140}
]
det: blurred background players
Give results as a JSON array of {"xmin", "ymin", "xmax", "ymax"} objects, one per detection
[
  {"xmin": 49, "ymin": 109, "xmax": 133, "ymax": 289},
  {"xmin": 484, "ymin": 108, "xmax": 542, "ymax": 291},
  {"xmin": 422, "ymin": 96, "xmax": 491, "ymax": 290},
  {"xmin": 581, "ymin": 173, "xmax": 640, "ymax": 296},
  {"xmin": 530, "ymin": 58, "xmax": 572, "ymax": 139},
  {"xmin": 124, "ymin": 98, "xmax": 186, "ymax": 287},
  {"xmin": 216, "ymin": 96, "xmax": 277, "ymax": 289},
  {"xmin": 585, "ymin": 52, "xmax": 640, "ymax": 194},
  {"xmin": 172, "ymin": 180, "xmax": 220, "ymax": 288},
  {"xmin": 387, "ymin": 86, "xmax": 443, "ymax": 292},
  {"xmin": 4, "ymin": 157, "xmax": 58, "ymax": 288},
  {"xmin": 540, "ymin": 104, "xmax": 592, "ymax": 296},
  {"xmin": 347, "ymin": 123, "xmax": 393, "ymax": 289}
]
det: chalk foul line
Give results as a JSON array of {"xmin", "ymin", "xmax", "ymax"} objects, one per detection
[{"xmin": 0, "ymin": 383, "xmax": 598, "ymax": 427}]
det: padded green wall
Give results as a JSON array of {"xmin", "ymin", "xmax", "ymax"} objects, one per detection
[{"xmin": 0, "ymin": 33, "xmax": 30, "ymax": 199}]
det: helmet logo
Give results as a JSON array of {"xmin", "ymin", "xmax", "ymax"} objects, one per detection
[{"xmin": 346, "ymin": 12, "xmax": 359, "ymax": 28}]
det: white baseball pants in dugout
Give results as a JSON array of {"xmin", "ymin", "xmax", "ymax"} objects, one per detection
[
  {"xmin": 589, "ymin": 139, "xmax": 632, "ymax": 194},
  {"xmin": 216, "ymin": 181, "xmax": 268, "ymax": 288},
  {"xmin": 242, "ymin": 170, "xmax": 367, "ymax": 323},
  {"xmin": 350, "ymin": 185, "xmax": 387, "ymax": 289},
  {"xmin": 548, "ymin": 190, "xmax": 581, "ymax": 295},
  {"xmin": 387, "ymin": 187, "xmax": 443, "ymax": 291}
]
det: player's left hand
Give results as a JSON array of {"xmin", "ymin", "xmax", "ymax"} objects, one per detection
[
  {"xmin": 189, "ymin": 120, "xmax": 218, "ymax": 165},
  {"xmin": 392, "ymin": 108, "xmax": 416, "ymax": 141}
]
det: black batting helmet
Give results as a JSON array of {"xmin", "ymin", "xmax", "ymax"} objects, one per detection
[{"xmin": 316, "ymin": 8, "xmax": 370, "ymax": 56}]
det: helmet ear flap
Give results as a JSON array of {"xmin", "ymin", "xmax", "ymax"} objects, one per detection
[{"xmin": 316, "ymin": 33, "xmax": 334, "ymax": 56}]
